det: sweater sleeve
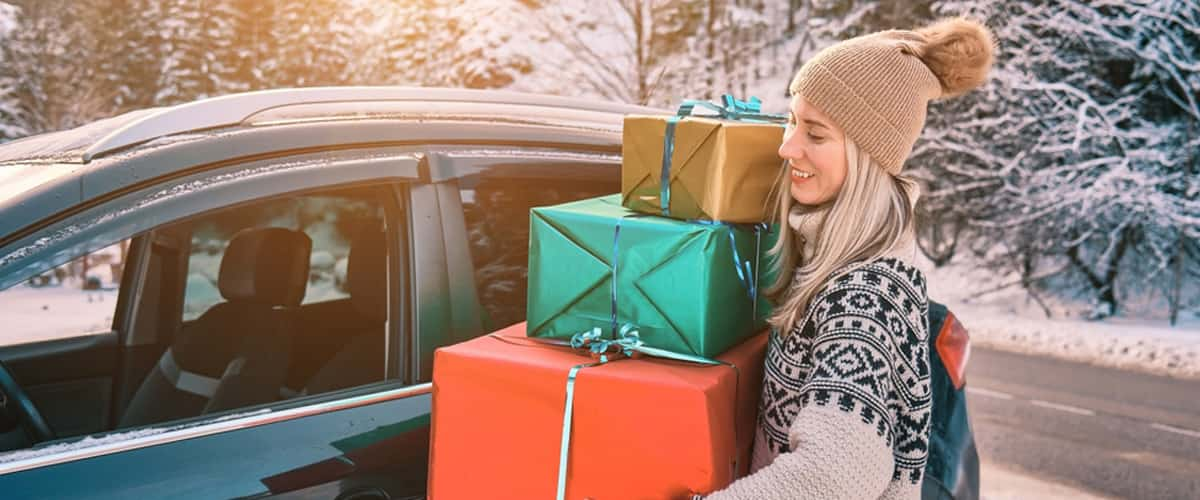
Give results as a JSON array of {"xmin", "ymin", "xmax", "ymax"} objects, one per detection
[{"xmin": 706, "ymin": 279, "xmax": 915, "ymax": 500}]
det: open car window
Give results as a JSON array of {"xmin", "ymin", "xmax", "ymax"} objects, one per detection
[
  {"xmin": 0, "ymin": 170, "xmax": 409, "ymax": 462},
  {"xmin": 0, "ymin": 240, "xmax": 130, "ymax": 346}
]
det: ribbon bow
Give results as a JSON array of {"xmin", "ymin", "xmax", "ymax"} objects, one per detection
[
  {"xmin": 556, "ymin": 325, "xmax": 726, "ymax": 500},
  {"xmin": 570, "ymin": 325, "xmax": 723, "ymax": 367},
  {"xmin": 722, "ymin": 95, "xmax": 763, "ymax": 114},
  {"xmin": 676, "ymin": 94, "xmax": 787, "ymax": 123},
  {"xmin": 658, "ymin": 94, "xmax": 785, "ymax": 216}
]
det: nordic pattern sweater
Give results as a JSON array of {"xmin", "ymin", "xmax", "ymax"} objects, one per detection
[{"xmin": 707, "ymin": 257, "xmax": 932, "ymax": 500}]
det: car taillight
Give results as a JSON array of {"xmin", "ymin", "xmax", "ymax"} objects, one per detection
[{"xmin": 936, "ymin": 312, "xmax": 971, "ymax": 390}]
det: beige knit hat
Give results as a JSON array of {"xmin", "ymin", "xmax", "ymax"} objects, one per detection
[{"xmin": 791, "ymin": 17, "xmax": 995, "ymax": 174}]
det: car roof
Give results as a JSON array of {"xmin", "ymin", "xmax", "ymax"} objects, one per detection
[
  {"xmin": 0, "ymin": 86, "xmax": 668, "ymax": 246},
  {"xmin": 0, "ymin": 87, "xmax": 664, "ymax": 165}
]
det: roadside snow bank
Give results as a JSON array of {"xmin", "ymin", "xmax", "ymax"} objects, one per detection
[
  {"xmin": 918, "ymin": 255, "xmax": 1200, "ymax": 381},
  {"xmin": 950, "ymin": 303, "xmax": 1200, "ymax": 381}
]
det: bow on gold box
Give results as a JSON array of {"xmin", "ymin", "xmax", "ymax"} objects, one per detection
[{"xmin": 621, "ymin": 96, "xmax": 787, "ymax": 224}]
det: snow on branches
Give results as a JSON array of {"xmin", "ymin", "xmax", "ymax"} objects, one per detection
[{"xmin": 913, "ymin": 0, "xmax": 1200, "ymax": 318}]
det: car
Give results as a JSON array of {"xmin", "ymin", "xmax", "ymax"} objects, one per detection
[{"xmin": 0, "ymin": 87, "xmax": 979, "ymax": 499}]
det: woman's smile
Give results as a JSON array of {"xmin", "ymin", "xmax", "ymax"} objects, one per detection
[{"xmin": 790, "ymin": 167, "xmax": 815, "ymax": 185}]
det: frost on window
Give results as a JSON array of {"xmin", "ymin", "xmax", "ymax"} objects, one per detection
[
  {"xmin": 0, "ymin": 241, "xmax": 129, "ymax": 346},
  {"xmin": 182, "ymin": 193, "xmax": 380, "ymax": 321}
]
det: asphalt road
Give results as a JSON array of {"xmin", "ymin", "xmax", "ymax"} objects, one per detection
[{"xmin": 967, "ymin": 347, "xmax": 1200, "ymax": 500}]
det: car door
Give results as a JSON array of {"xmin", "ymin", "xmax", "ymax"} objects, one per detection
[
  {"xmin": 0, "ymin": 148, "xmax": 432, "ymax": 499},
  {"xmin": 0, "ymin": 240, "xmax": 130, "ymax": 446},
  {"xmin": 422, "ymin": 147, "xmax": 622, "ymax": 334}
]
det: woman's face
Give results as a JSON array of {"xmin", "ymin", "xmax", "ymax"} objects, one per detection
[{"xmin": 779, "ymin": 96, "xmax": 848, "ymax": 206}]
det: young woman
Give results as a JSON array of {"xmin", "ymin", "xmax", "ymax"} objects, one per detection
[{"xmin": 706, "ymin": 18, "xmax": 994, "ymax": 500}]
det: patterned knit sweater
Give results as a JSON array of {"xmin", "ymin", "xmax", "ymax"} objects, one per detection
[{"xmin": 707, "ymin": 257, "xmax": 932, "ymax": 500}]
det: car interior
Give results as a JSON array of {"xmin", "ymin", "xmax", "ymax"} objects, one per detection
[{"xmin": 0, "ymin": 187, "xmax": 395, "ymax": 452}]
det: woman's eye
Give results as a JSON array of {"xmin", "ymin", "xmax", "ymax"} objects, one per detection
[{"xmin": 807, "ymin": 133, "xmax": 824, "ymax": 142}]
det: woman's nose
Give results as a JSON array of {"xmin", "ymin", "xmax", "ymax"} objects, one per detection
[{"xmin": 778, "ymin": 131, "xmax": 804, "ymax": 160}]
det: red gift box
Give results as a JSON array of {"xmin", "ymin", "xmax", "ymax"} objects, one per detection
[{"xmin": 429, "ymin": 322, "xmax": 767, "ymax": 499}]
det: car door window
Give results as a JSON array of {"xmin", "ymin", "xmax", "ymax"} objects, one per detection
[
  {"xmin": 182, "ymin": 194, "xmax": 381, "ymax": 321},
  {"xmin": 0, "ymin": 240, "xmax": 130, "ymax": 346},
  {"xmin": 129, "ymin": 185, "xmax": 398, "ymax": 429},
  {"xmin": 0, "ymin": 184, "xmax": 403, "ymax": 445},
  {"xmin": 460, "ymin": 166, "xmax": 619, "ymax": 330}
]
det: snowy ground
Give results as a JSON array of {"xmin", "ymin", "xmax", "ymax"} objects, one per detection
[
  {"xmin": 917, "ymin": 255, "xmax": 1200, "ymax": 381},
  {"xmin": 0, "ymin": 283, "xmax": 119, "ymax": 345},
  {"xmin": 980, "ymin": 461, "xmax": 1112, "ymax": 500}
]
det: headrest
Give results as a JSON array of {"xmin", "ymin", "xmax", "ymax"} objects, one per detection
[
  {"xmin": 218, "ymin": 227, "xmax": 311, "ymax": 306},
  {"xmin": 347, "ymin": 225, "xmax": 387, "ymax": 323}
]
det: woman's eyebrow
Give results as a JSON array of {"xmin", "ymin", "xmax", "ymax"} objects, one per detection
[{"xmin": 803, "ymin": 119, "xmax": 829, "ymax": 131}]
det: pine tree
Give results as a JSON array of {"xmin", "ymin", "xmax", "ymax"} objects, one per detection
[
  {"xmin": 0, "ymin": 0, "xmax": 107, "ymax": 135},
  {"xmin": 155, "ymin": 0, "xmax": 243, "ymax": 103},
  {"xmin": 86, "ymin": 0, "xmax": 165, "ymax": 112},
  {"xmin": 348, "ymin": 0, "xmax": 447, "ymax": 86},
  {"xmin": 269, "ymin": 0, "xmax": 354, "ymax": 88},
  {"xmin": 0, "ymin": 1, "xmax": 28, "ymax": 141},
  {"xmin": 225, "ymin": 0, "xmax": 276, "ymax": 92}
]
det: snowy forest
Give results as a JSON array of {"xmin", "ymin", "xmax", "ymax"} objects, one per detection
[{"xmin": 0, "ymin": 0, "xmax": 1197, "ymax": 324}]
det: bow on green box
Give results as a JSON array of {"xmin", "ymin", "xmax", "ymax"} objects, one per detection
[{"xmin": 526, "ymin": 194, "xmax": 773, "ymax": 358}]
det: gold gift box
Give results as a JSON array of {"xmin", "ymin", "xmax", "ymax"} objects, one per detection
[{"xmin": 621, "ymin": 115, "xmax": 784, "ymax": 223}]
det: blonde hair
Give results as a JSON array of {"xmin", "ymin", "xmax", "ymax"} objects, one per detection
[{"xmin": 764, "ymin": 138, "xmax": 921, "ymax": 334}]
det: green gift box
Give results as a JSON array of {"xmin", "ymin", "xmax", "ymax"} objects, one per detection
[{"xmin": 526, "ymin": 195, "xmax": 773, "ymax": 358}]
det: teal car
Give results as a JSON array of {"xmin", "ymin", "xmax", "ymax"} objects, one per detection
[{"xmin": 0, "ymin": 88, "xmax": 978, "ymax": 499}]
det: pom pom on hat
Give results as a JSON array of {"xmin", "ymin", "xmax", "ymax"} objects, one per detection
[{"xmin": 911, "ymin": 17, "xmax": 995, "ymax": 98}]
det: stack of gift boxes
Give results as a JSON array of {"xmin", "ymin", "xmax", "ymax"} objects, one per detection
[{"xmin": 429, "ymin": 96, "xmax": 787, "ymax": 499}]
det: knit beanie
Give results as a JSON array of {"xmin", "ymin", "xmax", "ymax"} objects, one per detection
[{"xmin": 791, "ymin": 17, "xmax": 995, "ymax": 174}]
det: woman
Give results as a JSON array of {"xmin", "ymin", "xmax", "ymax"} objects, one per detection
[{"xmin": 706, "ymin": 18, "xmax": 994, "ymax": 500}]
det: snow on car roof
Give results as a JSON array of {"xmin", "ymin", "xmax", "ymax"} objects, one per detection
[
  {"xmin": 0, "ymin": 108, "xmax": 161, "ymax": 165},
  {"xmin": 0, "ymin": 87, "xmax": 664, "ymax": 166}
]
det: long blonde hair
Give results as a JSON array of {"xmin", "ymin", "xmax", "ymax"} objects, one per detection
[{"xmin": 764, "ymin": 138, "xmax": 920, "ymax": 334}]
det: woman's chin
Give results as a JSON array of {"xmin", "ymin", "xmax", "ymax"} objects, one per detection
[{"xmin": 790, "ymin": 186, "xmax": 824, "ymax": 206}]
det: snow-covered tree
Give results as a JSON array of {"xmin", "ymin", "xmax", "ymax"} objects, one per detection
[
  {"xmin": 346, "ymin": 0, "xmax": 533, "ymax": 89},
  {"xmin": 510, "ymin": 0, "xmax": 785, "ymax": 106},
  {"xmin": 911, "ymin": 0, "xmax": 1200, "ymax": 318},
  {"xmin": 268, "ymin": 0, "xmax": 357, "ymax": 88},
  {"xmin": 0, "ymin": 1, "xmax": 27, "ymax": 141},
  {"xmin": 84, "ymin": 0, "xmax": 164, "ymax": 112},
  {"xmin": 223, "ymin": 0, "xmax": 277, "ymax": 93},
  {"xmin": 154, "ymin": 0, "xmax": 246, "ymax": 103},
  {"xmin": 0, "ymin": 0, "xmax": 110, "ymax": 134}
]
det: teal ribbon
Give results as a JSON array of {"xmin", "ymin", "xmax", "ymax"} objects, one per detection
[
  {"xmin": 572, "ymin": 325, "xmax": 724, "ymax": 366},
  {"xmin": 676, "ymin": 95, "xmax": 788, "ymax": 124},
  {"xmin": 611, "ymin": 217, "xmax": 765, "ymax": 336},
  {"xmin": 660, "ymin": 116, "xmax": 680, "ymax": 216},
  {"xmin": 602, "ymin": 198, "xmax": 767, "ymax": 337},
  {"xmin": 609, "ymin": 213, "xmax": 648, "ymax": 337},
  {"xmin": 656, "ymin": 95, "xmax": 787, "ymax": 217},
  {"xmin": 555, "ymin": 326, "xmax": 730, "ymax": 500},
  {"xmin": 557, "ymin": 360, "xmax": 601, "ymax": 500},
  {"xmin": 693, "ymin": 221, "xmax": 768, "ymax": 317}
]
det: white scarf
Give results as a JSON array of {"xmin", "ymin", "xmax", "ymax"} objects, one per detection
[
  {"xmin": 787, "ymin": 204, "xmax": 918, "ymax": 264},
  {"xmin": 787, "ymin": 205, "xmax": 828, "ymax": 264}
]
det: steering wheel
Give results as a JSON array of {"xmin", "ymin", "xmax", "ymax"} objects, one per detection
[{"xmin": 0, "ymin": 359, "xmax": 54, "ymax": 444}]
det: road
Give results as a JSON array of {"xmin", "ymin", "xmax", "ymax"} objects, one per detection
[{"xmin": 967, "ymin": 347, "xmax": 1200, "ymax": 500}]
